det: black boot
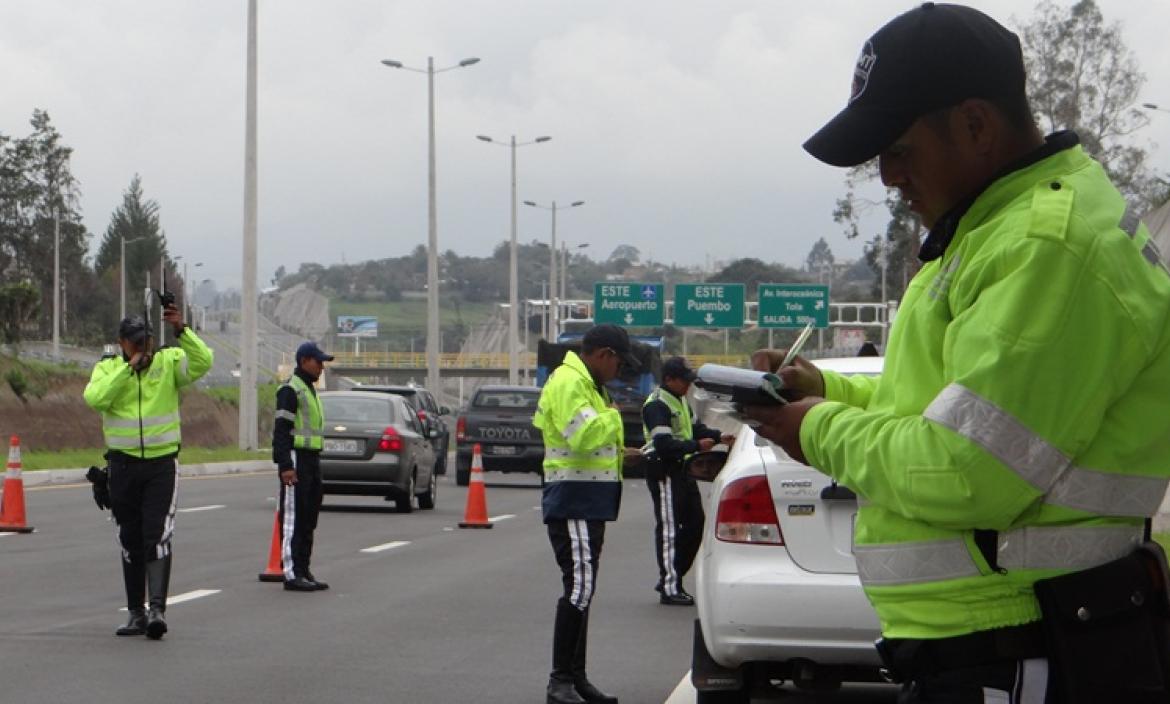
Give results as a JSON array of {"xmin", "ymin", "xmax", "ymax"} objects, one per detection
[
  {"xmin": 116, "ymin": 609, "xmax": 147, "ymax": 636},
  {"xmin": 116, "ymin": 558, "xmax": 147, "ymax": 636},
  {"xmin": 548, "ymin": 599, "xmax": 586, "ymax": 704},
  {"xmin": 572, "ymin": 608, "xmax": 618, "ymax": 704},
  {"xmin": 145, "ymin": 555, "xmax": 171, "ymax": 640},
  {"xmin": 305, "ymin": 569, "xmax": 329, "ymax": 590}
]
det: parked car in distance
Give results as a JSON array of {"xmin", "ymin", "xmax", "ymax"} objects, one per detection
[
  {"xmin": 318, "ymin": 391, "xmax": 437, "ymax": 513},
  {"xmin": 352, "ymin": 384, "xmax": 451, "ymax": 475},
  {"xmin": 455, "ymin": 385, "xmax": 544, "ymax": 486},
  {"xmin": 691, "ymin": 356, "xmax": 886, "ymax": 702}
]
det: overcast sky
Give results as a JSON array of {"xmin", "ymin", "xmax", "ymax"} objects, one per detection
[{"xmin": 4, "ymin": 0, "xmax": 1169, "ymax": 290}]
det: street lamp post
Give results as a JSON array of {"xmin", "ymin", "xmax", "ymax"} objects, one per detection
[
  {"xmin": 476, "ymin": 134, "xmax": 550, "ymax": 383},
  {"xmin": 183, "ymin": 260, "xmax": 203, "ymax": 324},
  {"xmin": 524, "ymin": 199, "xmax": 585, "ymax": 341},
  {"xmin": 560, "ymin": 242, "xmax": 589, "ymax": 314},
  {"xmin": 382, "ymin": 55, "xmax": 479, "ymax": 396},
  {"xmin": 53, "ymin": 208, "xmax": 60, "ymax": 360}
]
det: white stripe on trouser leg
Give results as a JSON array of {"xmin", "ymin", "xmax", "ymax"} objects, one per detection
[
  {"xmin": 659, "ymin": 478, "xmax": 679, "ymax": 595},
  {"xmin": 281, "ymin": 484, "xmax": 297, "ymax": 581},
  {"xmin": 1017, "ymin": 659, "xmax": 1047, "ymax": 704},
  {"xmin": 568, "ymin": 520, "xmax": 594, "ymax": 610},
  {"xmin": 157, "ymin": 463, "xmax": 180, "ymax": 560}
]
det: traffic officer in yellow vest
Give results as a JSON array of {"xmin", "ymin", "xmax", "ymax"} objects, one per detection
[
  {"xmin": 534, "ymin": 324, "xmax": 642, "ymax": 704},
  {"xmin": 83, "ymin": 304, "xmax": 213, "ymax": 639},
  {"xmin": 746, "ymin": 4, "xmax": 1170, "ymax": 702},
  {"xmin": 641, "ymin": 357, "xmax": 733, "ymax": 606},
  {"xmin": 273, "ymin": 341, "xmax": 333, "ymax": 592}
]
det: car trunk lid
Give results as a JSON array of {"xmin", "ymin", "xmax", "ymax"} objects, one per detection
[{"xmin": 761, "ymin": 442, "xmax": 859, "ymax": 574}]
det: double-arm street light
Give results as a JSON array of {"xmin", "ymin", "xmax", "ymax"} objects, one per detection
[
  {"xmin": 477, "ymin": 134, "xmax": 551, "ymax": 383},
  {"xmin": 561, "ymin": 242, "xmax": 589, "ymax": 302},
  {"xmin": 523, "ymin": 199, "xmax": 585, "ymax": 341},
  {"xmin": 382, "ymin": 55, "xmax": 480, "ymax": 394},
  {"xmin": 1143, "ymin": 102, "xmax": 1170, "ymax": 114}
]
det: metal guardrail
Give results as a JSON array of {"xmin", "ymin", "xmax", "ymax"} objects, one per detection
[{"xmin": 329, "ymin": 351, "xmax": 754, "ymax": 369}]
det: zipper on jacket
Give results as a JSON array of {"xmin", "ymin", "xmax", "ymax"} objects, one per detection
[{"xmin": 137, "ymin": 372, "xmax": 145, "ymax": 458}]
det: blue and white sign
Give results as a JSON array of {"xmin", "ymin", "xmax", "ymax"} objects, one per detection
[{"xmin": 336, "ymin": 315, "xmax": 378, "ymax": 338}]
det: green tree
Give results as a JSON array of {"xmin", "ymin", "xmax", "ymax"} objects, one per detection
[
  {"xmin": 805, "ymin": 237, "xmax": 835, "ymax": 275},
  {"xmin": 0, "ymin": 282, "xmax": 40, "ymax": 344},
  {"xmin": 93, "ymin": 175, "xmax": 169, "ymax": 316},
  {"xmin": 710, "ymin": 258, "xmax": 805, "ymax": 299}
]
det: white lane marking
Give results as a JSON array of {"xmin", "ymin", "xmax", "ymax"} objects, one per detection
[
  {"xmin": 442, "ymin": 527, "xmax": 454, "ymax": 532},
  {"xmin": 0, "ymin": 532, "xmax": 13, "ymax": 538},
  {"xmin": 178, "ymin": 504, "xmax": 225, "ymax": 513},
  {"xmin": 664, "ymin": 671, "xmax": 693, "ymax": 703},
  {"xmin": 488, "ymin": 514, "xmax": 516, "ymax": 523},
  {"xmin": 119, "ymin": 589, "xmax": 221, "ymax": 611},
  {"xmin": 361, "ymin": 540, "xmax": 410, "ymax": 553}
]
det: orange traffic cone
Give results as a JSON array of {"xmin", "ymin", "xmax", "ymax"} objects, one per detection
[
  {"xmin": 0, "ymin": 435, "xmax": 34, "ymax": 533},
  {"xmin": 458, "ymin": 443, "xmax": 493, "ymax": 529},
  {"xmin": 258, "ymin": 509, "xmax": 285, "ymax": 582}
]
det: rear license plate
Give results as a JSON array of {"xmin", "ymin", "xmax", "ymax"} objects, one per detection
[
  {"xmin": 490, "ymin": 445, "xmax": 517, "ymax": 456},
  {"xmin": 324, "ymin": 438, "xmax": 359, "ymax": 453}
]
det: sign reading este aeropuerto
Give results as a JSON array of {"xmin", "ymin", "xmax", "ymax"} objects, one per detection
[
  {"xmin": 757, "ymin": 284, "xmax": 829, "ymax": 329},
  {"xmin": 593, "ymin": 282, "xmax": 664, "ymax": 327},
  {"xmin": 673, "ymin": 283, "xmax": 745, "ymax": 328}
]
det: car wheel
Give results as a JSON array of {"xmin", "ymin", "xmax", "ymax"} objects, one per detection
[
  {"xmin": 418, "ymin": 470, "xmax": 437, "ymax": 510},
  {"xmin": 455, "ymin": 454, "xmax": 471, "ymax": 487},
  {"xmin": 396, "ymin": 472, "xmax": 415, "ymax": 513}
]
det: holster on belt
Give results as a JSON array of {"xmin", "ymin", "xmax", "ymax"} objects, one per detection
[{"xmin": 1033, "ymin": 541, "xmax": 1170, "ymax": 704}]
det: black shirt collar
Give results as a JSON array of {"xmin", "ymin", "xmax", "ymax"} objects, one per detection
[
  {"xmin": 918, "ymin": 131, "xmax": 1080, "ymax": 262},
  {"xmin": 294, "ymin": 367, "xmax": 318, "ymax": 388}
]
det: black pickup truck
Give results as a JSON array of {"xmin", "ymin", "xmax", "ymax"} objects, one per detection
[{"xmin": 454, "ymin": 385, "xmax": 544, "ymax": 486}]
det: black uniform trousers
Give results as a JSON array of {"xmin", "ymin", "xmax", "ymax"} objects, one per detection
[
  {"xmin": 645, "ymin": 460, "xmax": 704, "ymax": 596},
  {"xmin": 279, "ymin": 449, "xmax": 323, "ymax": 581},
  {"xmin": 108, "ymin": 453, "xmax": 179, "ymax": 611},
  {"xmin": 547, "ymin": 519, "xmax": 606, "ymax": 682},
  {"xmin": 893, "ymin": 657, "xmax": 1050, "ymax": 703}
]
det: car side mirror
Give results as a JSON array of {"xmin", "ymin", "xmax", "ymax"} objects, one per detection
[
  {"xmin": 684, "ymin": 450, "xmax": 729, "ymax": 482},
  {"xmin": 439, "ymin": 405, "xmax": 451, "ymax": 416}
]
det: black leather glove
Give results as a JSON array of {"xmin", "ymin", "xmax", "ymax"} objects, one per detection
[{"xmin": 85, "ymin": 465, "xmax": 110, "ymax": 511}]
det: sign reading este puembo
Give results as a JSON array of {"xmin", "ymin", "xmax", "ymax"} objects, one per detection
[
  {"xmin": 673, "ymin": 283, "xmax": 745, "ymax": 328},
  {"xmin": 593, "ymin": 282, "xmax": 664, "ymax": 327},
  {"xmin": 758, "ymin": 284, "xmax": 829, "ymax": 329}
]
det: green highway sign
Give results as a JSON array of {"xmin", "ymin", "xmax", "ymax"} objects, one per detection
[
  {"xmin": 593, "ymin": 282, "xmax": 664, "ymax": 327},
  {"xmin": 673, "ymin": 283, "xmax": 745, "ymax": 328},
  {"xmin": 758, "ymin": 284, "xmax": 830, "ymax": 328}
]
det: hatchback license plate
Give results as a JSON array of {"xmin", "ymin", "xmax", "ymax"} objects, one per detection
[
  {"xmin": 324, "ymin": 438, "xmax": 359, "ymax": 453},
  {"xmin": 490, "ymin": 445, "xmax": 517, "ymax": 456}
]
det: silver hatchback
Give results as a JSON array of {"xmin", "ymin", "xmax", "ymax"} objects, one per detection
[{"xmin": 318, "ymin": 391, "xmax": 437, "ymax": 513}]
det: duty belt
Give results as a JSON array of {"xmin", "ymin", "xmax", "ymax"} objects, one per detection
[{"xmin": 875, "ymin": 621, "xmax": 1047, "ymax": 683}]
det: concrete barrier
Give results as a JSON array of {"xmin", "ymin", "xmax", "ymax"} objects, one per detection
[{"xmin": 24, "ymin": 460, "xmax": 272, "ymax": 487}]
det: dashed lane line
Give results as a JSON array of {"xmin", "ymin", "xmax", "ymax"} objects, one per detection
[
  {"xmin": 178, "ymin": 504, "xmax": 226, "ymax": 513},
  {"xmin": 488, "ymin": 514, "xmax": 516, "ymax": 523},
  {"xmin": 119, "ymin": 589, "xmax": 222, "ymax": 611},
  {"xmin": 360, "ymin": 540, "xmax": 411, "ymax": 553}
]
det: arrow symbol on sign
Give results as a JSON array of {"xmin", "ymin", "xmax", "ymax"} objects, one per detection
[
  {"xmin": 624, "ymin": 313, "xmax": 634, "ymax": 325},
  {"xmin": 814, "ymin": 300, "xmax": 824, "ymax": 310},
  {"xmin": 704, "ymin": 313, "xmax": 715, "ymax": 325}
]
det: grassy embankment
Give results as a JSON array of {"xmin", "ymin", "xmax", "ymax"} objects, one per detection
[{"xmin": 22, "ymin": 446, "xmax": 269, "ymax": 471}]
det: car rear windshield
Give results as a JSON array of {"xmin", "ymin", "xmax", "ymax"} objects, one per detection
[
  {"xmin": 322, "ymin": 397, "xmax": 397, "ymax": 423},
  {"xmin": 473, "ymin": 390, "xmax": 540, "ymax": 410}
]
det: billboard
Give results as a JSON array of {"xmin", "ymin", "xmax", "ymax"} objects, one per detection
[{"xmin": 336, "ymin": 315, "xmax": 378, "ymax": 338}]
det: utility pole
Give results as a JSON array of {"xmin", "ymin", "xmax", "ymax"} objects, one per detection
[{"xmin": 239, "ymin": 0, "xmax": 260, "ymax": 450}]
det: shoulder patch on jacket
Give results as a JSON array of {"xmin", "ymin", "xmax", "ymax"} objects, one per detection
[{"xmin": 1026, "ymin": 179, "xmax": 1074, "ymax": 241}]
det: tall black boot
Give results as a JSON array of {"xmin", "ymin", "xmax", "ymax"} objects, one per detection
[
  {"xmin": 548, "ymin": 599, "xmax": 586, "ymax": 704},
  {"xmin": 116, "ymin": 558, "xmax": 147, "ymax": 636},
  {"xmin": 572, "ymin": 608, "xmax": 618, "ymax": 704},
  {"xmin": 144, "ymin": 555, "xmax": 171, "ymax": 640}
]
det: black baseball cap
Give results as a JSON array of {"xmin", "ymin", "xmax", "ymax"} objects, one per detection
[
  {"xmin": 662, "ymin": 357, "xmax": 697, "ymax": 382},
  {"xmin": 582, "ymin": 324, "xmax": 640, "ymax": 368},
  {"xmin": 803, "ymin": 3, "xmax": 1026, "ymax": 167},
  {"xmin": 296, "ymin": 341, "xmax": 334, "ymax": 363},
  {"xmin": 118, "ymin": 316, "xmax": 151, "ymax": 344}
]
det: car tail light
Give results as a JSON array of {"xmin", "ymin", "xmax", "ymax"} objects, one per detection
[
  {"xmin": 715, "ymin": 475, "xmax": 784, "ymax": 545},
  {"xmin": 456, "ymin": 416, "xmax": 466, "ymax": 442},
  {"xmin": 417, "ymin": 409, "xmax": 428, "ymax": 424},
  {"xmin": 378, "ymin": 426, "xmax": 403, "ymax": 452}
]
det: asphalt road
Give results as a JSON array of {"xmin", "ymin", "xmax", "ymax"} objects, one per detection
[{"xmin": 1, "ymin": 470, "xmax": 895, "ymax": 704}]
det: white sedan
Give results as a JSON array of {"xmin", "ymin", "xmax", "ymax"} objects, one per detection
[{"xmin": 691, "ymin": 356, "xmax": 885, "ymax": 702}]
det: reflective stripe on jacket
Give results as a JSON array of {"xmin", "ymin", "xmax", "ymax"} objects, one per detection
[
  {"xmin": 533, "ymin": 351, "xmax": 624, "ymax": 522},
  {"xmin": 281, "ymin": 374, "xmax": 323, "ymax": 451},
  {"xmin": 798, "ymin": 141, "xmax": 1170, "ymax": 639},
  {"xmin": 83, "ymin": 328, "xmax": 214, "ymax": 459}
]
